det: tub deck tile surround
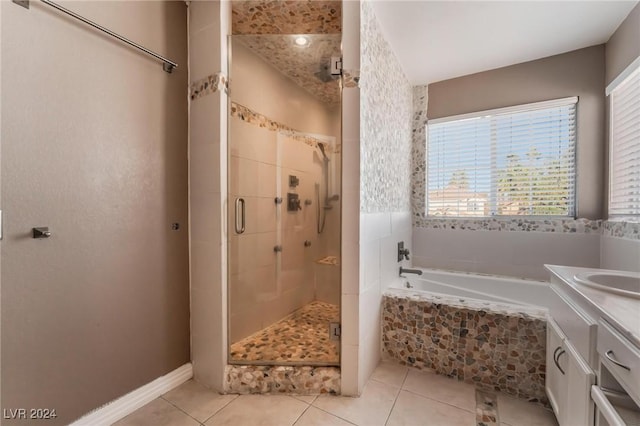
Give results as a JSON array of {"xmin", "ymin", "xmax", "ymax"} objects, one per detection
[{"xmin": 382, "ymin": 291, "xmax": 548, "ymax": 405}]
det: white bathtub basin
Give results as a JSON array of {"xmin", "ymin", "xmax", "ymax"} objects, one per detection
[{"xmin": 573, "ymin": 271, "xmax": 640, "ymax": 299}]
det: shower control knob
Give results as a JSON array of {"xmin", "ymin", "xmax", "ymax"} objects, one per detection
[
  {"xmin": 401, "ymin": 248, "xmax": 410, "ymax": 260},
  {"xmin": 304, "ymin": 240, "xmax": 312, "ymax": 247}
]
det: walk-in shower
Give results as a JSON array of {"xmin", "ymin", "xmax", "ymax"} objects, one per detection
[{"xmin": 227, "ymin": 32, "xmax": 342, "ymax": 366}]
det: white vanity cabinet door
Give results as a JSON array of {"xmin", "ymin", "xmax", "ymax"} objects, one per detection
[
  {"xmin": 547, "ymin": 318, "xmax": 568, "ymax": 422},
  {"xmin": 564, "ymin": 340, "xmax": 596, "ymax": 426}
]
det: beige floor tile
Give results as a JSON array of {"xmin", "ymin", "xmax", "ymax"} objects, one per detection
[
  {"xmin": 294, "ymin": 406, "xmax": 355, "ymax": 426},
  {"xmin": 204, "ymin": 394, "xmax": 308, "ymax": 426},
  {"xmin": 498, "ymin": 394, "xmax": 558, "ymax": 426},
  {"xmin": 370, "ymin": 361, "xmax": 409, "ymax": 388},
  {"xmin": 402, "ymin": 369, "xmax": 476, "ymax": 412},
  {"xmin": 312, "ymin": 379, "xmax": 399, "ymax": 426},
  {"xmin": 162, "ymin": 380, "xmax": 238, "ymax": 422},
  {"xmin": 387, "ymin": 390, "xmax": 476, "ymax": 426},
  {"xmin": 292, "ymin": 395, "xmax": 318, "ymax": 404},
  {"xmin": 113, "ymin": 398, "xmax": 199, "ymax": 426}
]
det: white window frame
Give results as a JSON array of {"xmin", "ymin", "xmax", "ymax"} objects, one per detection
[
  {"xmin": 426, "ymin": 96, "xmax": 578, "ymax": 218},
  {"xmin": 607, "ymin": 56, "xmax": 640, "ymax": 218}
]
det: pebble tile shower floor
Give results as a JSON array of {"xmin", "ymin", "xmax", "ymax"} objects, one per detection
[
  {"xmin": 117, "ymin": 361, "xmax": 558, "ymax": 426},
  {"xmin": 230, "ymin": 301, "xmax": 340, "ymax": 364}
]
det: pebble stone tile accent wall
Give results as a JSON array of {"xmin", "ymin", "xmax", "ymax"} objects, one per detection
[
  {"xmin": 360, "ymin": 0, "xmax": 412, "ymax": 213},
  {"xmin": 224, "ymin": 365, "xmax": 341, "ymax": 395},
  {"xmin": 382, "ymin": 291, "xmax": 548, "ymax": 405},
  {"xmin": 230, "ymin": 301, "xmax": 339, "ymax": 364},
  {"xmin": 231, "ymin": 1, "xmax": 341, "ymax": 35}
]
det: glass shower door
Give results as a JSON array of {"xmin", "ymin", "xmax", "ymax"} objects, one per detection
[{"xmin": 228, "ymin": 35, "xmax": 341, "ymax": 366}]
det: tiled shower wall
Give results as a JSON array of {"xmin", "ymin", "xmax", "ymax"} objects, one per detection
[
  {"xmin": 229, "ymin": 117, "xmax": 333, "ymax": 342},
  {"xmin": 352, "ymin": 0, "xmax": 413, "ymax": 392}
]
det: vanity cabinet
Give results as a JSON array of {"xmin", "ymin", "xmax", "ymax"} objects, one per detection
[
  {"xmin": 546, "ymin": 265, "xmax": 640, "ymax": 426},
  {"xmin": 547, "ymin": 318, "xmax": 596, "ymax": 426}
]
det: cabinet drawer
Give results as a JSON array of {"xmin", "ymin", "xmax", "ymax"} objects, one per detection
[
  {"xmin": 598, "ymin": 320, "xmax": 640, "ymax": 404},
  {"xmin": 551, "ymin": 285, "xmax": 598, "ymax": 366}
]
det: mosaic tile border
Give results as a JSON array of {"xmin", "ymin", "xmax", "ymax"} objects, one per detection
[
  {"xmin": 190, "ymin": 72, "xmax": 227, "ymax": 101},
  {"xmin": 411, "ymin": 85, "xmax": 428, "ymax": 220},
  {"xmin": 231, "ymin": 1, "xmax": 341, "ymax": 35},
  {"xmin": 476, "ymin": 389, "xmax": 500, "ymax": 426},
  {"xmin": 224, "ymin": 365, "xmax": 340, "ymax": 395},
  {"xmin": 602, "ymin": 220, "xmax": 640, "ymax": 240},
  {"xmin": 382, "ymin": 293, "xmax": 548, "ymax": 405},
  {"xmin": 230, "ymin": 102, "xmax": 341, "ymax": 154},
  {"xmin": 384, "ymin": 288, "xmax": 548, "ymax": 320},
  {"xmin": 414, "ymin": 217, "xmax": 602, "ymax": 234},
  {"xmin": 342, "ymin": 69, "xmax": 360, "ymax": 88}
]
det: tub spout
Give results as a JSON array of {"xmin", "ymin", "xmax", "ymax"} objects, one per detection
[{"xmin": 399, "ymin": 267, "xmax": 423, "ymax": 276}]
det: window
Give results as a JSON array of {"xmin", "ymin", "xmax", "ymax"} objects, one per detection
[
  {"xmin": 608, "ymin": 59, "xmax": 640, "ymax": 217},
  {"xmin": 426, "ymin": 97, "xmax": 577, "ymax": 217}
]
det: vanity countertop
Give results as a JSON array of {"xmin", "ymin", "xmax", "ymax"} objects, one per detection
[{"xmin": 546, "ymin": 264, "xmax": 640, "ymax": 348}]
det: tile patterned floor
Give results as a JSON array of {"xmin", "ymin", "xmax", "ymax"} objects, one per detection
[
  {"xmin": 229, "ymin": 301, "xmax": 340, "ymax": 364},
  {"xmin": 116, "ymin": 361, "xmax": 559, "ymax": 426}
]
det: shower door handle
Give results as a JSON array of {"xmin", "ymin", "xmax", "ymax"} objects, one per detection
[{"xmin": 235, "ymin": 198, "xmax": 246, "ymax": 234}]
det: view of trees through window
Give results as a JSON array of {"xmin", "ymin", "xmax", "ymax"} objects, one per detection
[{"xmin": 427, "ymin": 100, "xmax": 576, "ymax": 217}]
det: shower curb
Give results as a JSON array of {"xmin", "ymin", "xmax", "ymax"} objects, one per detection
[{"xmin": 224, "ymin": 365, "xmax": 340, "ymax": 395}]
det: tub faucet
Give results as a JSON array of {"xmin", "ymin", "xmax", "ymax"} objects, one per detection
[{"xmin": 399, "ymin": 267, "xmax": 423, "ymax": 276}]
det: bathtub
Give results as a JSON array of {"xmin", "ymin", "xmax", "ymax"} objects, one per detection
[
  {"xmin": 393, "ymin": 268, "xmax": 553, "ymax": 309},
  {"xmin": 384, "ymin": 267, "xmax": 552, "ymax": 402}
]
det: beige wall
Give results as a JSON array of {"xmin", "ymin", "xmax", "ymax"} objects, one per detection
[
  {"xmin": 605, "ymin": 2, "xmax": 640, "ymax": 85},
  {"xmin": 1, "ymin": 1, "xmax": 189, "ymax": 424},
  {"xmin": 428, "ymin": 45, "xmax": 606, "ymax": 219}
]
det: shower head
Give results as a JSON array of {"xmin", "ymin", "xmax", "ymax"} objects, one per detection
[
  {"xmin": 317, "ymin": 142, "xmax": 330, "ymax": 161},
  {"xmin": 314, "ymin": 61, "xmax": 340, "ymax": 83}
]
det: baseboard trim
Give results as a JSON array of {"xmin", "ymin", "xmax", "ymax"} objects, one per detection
[{"xmin": 70, "ymin": 363, "xmax": 193, "ymax": 426}]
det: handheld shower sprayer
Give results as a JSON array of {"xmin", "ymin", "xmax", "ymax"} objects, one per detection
[{"xmin": 318, "ymin": 142, "xmax": 330, "ymax": 161}]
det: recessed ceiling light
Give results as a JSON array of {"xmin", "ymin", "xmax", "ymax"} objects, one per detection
[{"xmin": 294, "ymin": 36, "xmax": 309, "ymax": 47}]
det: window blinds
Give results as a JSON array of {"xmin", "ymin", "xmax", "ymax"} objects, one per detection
[
  {"xmin": 609, "ymin": 65, "xmax": 640, "ymax": 217},
  {"xmin": 427, "ymin": 97, "xmax": 577, "ymax": 217}
]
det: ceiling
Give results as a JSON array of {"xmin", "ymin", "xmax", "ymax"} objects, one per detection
[
  {"xmin": 370, "ymin": 1, "xmax": 639, "ymax": 85},
  {"xmin": 232, "ymin": 0, "xmax": 341, "ymax": 35},
  {"xmin": 231, "ymin": 1, "xmax": 342, "ymax": 105}
]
